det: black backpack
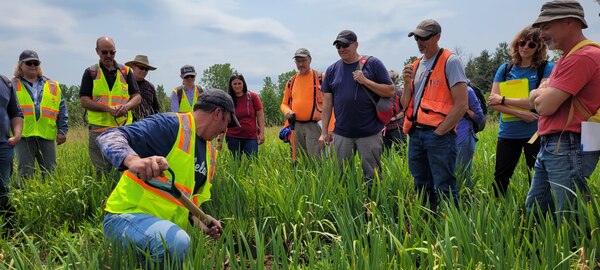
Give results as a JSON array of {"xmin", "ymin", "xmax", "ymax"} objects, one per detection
[{"xmin": 468, "ymin": 82, "xmax": 487, "ymax": 133}]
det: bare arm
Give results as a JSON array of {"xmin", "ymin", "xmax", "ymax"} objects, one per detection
[
  {"xmin": 400, "ymin": 64, "xmax": 414, "ymax": 110},
  {"xmin": 7, "ymin": 117, "xmax": 23, "ymax": 146},
  {"xmin": 530, "ymin": 84, "xmax": 571, "ymax": 116},
  {"xmin": 435, "ymin": 82, "xmax": 468, "ymax": 135},
  {"xmin": 280, "ymin": 83, "xmax": 293, "ymax": 118},
  {"xmin": 489, "ymin": 82, "xmax": 539, "ymax": 122},
  {"xmin": 256, "ymin": 109, "xmax": 265, "ymax": 144},
  {"xmin": 319, "ymin": 93, "xmax": 333, "ymax": 143},
  {"xmin": 354, "ymin": 70, "xmax": 394, "ymax": 97}
]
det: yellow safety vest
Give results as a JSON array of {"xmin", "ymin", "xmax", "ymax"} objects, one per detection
[
  {"xmin": 173, "ymin": 86, "xmax": 201, "ymax": 112},
  {"xmin": 87, "ymin": 63, "xmax": 133, "ymax": 127},
  {"xmin": 15, "ymin": 78, "xmax": 62, "ymax": 140},
  {"xmin": 104, "ymin": 112, "xmax": 217, "ymax": 230}
]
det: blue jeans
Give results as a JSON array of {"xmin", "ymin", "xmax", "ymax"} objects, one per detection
[
  {"xmin": 525, "ymin": 132, "xmax": 599, "ymax": 215},
  {"xmin": 103, "ymin": 213, "xmax": 191, "ymax": 266},
  {"xmin": 456, "ymin": 132, "xmax": 476, "ymax": 187},
  {"xmin": 0, "ymin": 143, "xmax": 14, "ymax": 197},
  {"xmin": 226, "ymin": 136, "xmax": 258, "ymax": 157},
  {"xmin": 408, "ymin": 128, "xmax": 459, "ymax": 206}
]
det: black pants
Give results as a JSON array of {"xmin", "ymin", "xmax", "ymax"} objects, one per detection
[{"xmin": 493, "ymin": 137, "xmax": 540, "ymax": 196}]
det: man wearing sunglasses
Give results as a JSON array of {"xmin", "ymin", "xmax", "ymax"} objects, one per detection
[
  {"xmin": 125, "ymin": 55, "xmax": 160, "ymax": 121},
  {"xmin": 97, "ymin": 89, "xmax": 239, "ymax": 266},
  {"xmin": 320, "ymin": 30, "xmax": 394, "ymax": 193},
  {"xmin": 401, "ymin": 19, "xmax": 468, "ymax": 211},
  {"xmin": 171, "ymin": 65, "xmax": 203, "ymax": 112},
  {"xmin": 80, "ymin": 36, "xmax": 141, "ymax": 174},
  {"xmin": 527, "ymin": 0, "xmax": 600, "ymax": 216},
  {"xmin": 12, "ymin": 50, "xmax": 69, "ymax": 180}
]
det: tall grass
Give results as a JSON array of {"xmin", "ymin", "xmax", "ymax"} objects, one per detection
[{"xmin": 0, "ymin": 122, "xmax": 598, "ymax": 269}]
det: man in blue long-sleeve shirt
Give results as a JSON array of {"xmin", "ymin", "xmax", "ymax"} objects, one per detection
[
  {"xmin": 12, "ymin": 50, "xmax": 68, "ymax": 179},
  {"xmin": 455, "ymin": 85, "xmax": 485, "ymax": 187}
]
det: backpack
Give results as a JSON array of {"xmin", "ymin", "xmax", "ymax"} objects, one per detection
[
  {"xmin": 0, "ymin": 75, "xmax": 12, "ymax": 89},
  {"xmin": 357, "ymin": 55, "xmax": 394, "ymax": 125},
  {"xmin": 503, "ymin": 60, "xmax": 548, "ymax": 88},
  {"xmin": 467, "ymin": 82, "xmax": 487, "ymax": 133}
]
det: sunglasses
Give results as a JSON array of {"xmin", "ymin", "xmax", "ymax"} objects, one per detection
[
  {"xmin": 414, "ymin": 34, "xmax": 435, "ymax": 41},
  {"xmin": 184, "ymin": 75, "xmax": 195, "ymax": 79},
  {"xmin": 24, "ymin": 61, "xmax": 40, "ymax": 67},
  {"xmin": 518, "ymin": 40, "xmax": 538, "ymax": 49},
  {"xmin": 137, "ymin": 65, "xmax": 149, "ymax": 71},
  {"xmin": 100, "ymin": 50, "xmax": 116, "ymax": 55},
  {"xmin": 335, "ymin": 42, "xmax": 353, "ymax": 49}
]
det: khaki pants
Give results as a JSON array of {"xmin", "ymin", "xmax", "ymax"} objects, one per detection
[
  {"xmin": 89, "ymin": 129, "xmax": 113, "ymax": 174},
  {"xmin": 293, "ymin": 121, "xmax": 323, "ymax": 157}
]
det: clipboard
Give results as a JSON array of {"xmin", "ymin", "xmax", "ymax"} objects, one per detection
[{"xmin": 499, "ymin": 78, "xmax": 530, "ymax": 122}]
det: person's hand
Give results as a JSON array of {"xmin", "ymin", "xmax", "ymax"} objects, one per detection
[
  {"xmin": 402, "ymin": 64, "xmax": 414, "ymax": 92},
  {"xmin": 353, "ymin": 70, "xmax": 367, "ymax": 84},
  {"xmin": 488, "ymin": 93, "xmax": 503, "ymax": 106},
  {"xmin": 107, "ymin": 106, "xmax": 119, "ymax": 117},
  {"xmin": 123, "ymin": 155, "xmax": 169, "ymax": 180},
  {"xmin": 285, "ymin": 111, "xmax": 295, "ymax": 120},
  {"xmin": 7, "ymin": 134, "xmax": 21, "ymax": 146},
  {"xmin": 518, "ymin": 111, "xmax": 540, "ymax": 123},
  {"xmin": 56, "ymin": 133, "xmax": 67, "ymax": 145},
  {"xmin": 319, "ymin": 132, "xmax": 332, "ymax": 145},
  {"xmin": 199, "ymin": 214, "xmax": 222, "ymax": 240},
  {"xmin": 258, "ymin": 133, "xmax": 265, "ymax": 145},
  {"xmin": 115, "ymin": 104, "xmax": 129, "ymax": 117},
  {"xmin": 215, "ymin": 139, "xmax": 223, "ymax": 151}
]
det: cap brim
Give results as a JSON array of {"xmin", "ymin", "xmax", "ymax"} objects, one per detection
[
  {"xmin": 125, "ymin": 61, "xmax": 157, "ymax": 70},
  {"xmin": 181, "ymin": 72, "xmax": 197, "ymax": 78},
  {"xmin": 408, "ymin": 29, "xmax": 433, "ymax": 38},
  {"xmin": 532, "ymin": 15, "xmax": 588, "ymax": 29},
  {"xmin": 21, "ymin": 57, "xmax": 39, "ymax": 62},
  {"xmin": 228, "ymin": 113, "xmax": 241, "ymax": 128},
  {"xmin": 333, "ymin": 38, "xmax": 352, "ymax": 45},
  {"xmin": 292, "ymin": 54, "xmax": 309, "ymax": 59}
]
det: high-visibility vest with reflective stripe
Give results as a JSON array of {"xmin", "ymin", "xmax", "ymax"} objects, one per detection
[
  {"xmin": 15, "ymin": 78, "xmax": 61, "ymax": 140},
  {"xmin": 403, "ymin": 49, "xmax": 455, "ymax": 134},
  {"xmin": 104, "ymin": 113, "xmax": 217, "ymax": 230},
  {"xmin": 173, "ymin": 86, "xmax": 201, "ymax": 112},
  {"xmin": 88, "ymin": 63, "xmax": 133, "ymax": 126}
]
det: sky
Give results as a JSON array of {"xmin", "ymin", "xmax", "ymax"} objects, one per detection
[{"xmin": 1, "ymin": 0, "xmax": 598, "ymax": 94}]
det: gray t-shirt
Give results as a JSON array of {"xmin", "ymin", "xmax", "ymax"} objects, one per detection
[{"xmin": 412, "ymin": 52, "xmax": 467, "ymax": 116}]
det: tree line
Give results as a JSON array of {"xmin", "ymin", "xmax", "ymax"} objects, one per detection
[{"xmin": 62, "ymin": 42, "xmax": 559, "ymax": 128}]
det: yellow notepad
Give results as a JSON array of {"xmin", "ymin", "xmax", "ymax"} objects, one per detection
[{"xmin": 499, "ymin": 78, "xmax": 529, "ymax": 122}]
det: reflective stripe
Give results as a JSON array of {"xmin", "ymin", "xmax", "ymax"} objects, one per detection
[
  {"xmin": 41, "ymin": 107, "xmax": 58, "ymax": 120},
  {"xmin": 177, "ymin": 113, "xmax": 192, "ymax": 154},
  {"xmin": 20, "ymin": 104, "xmax": 34, "ymax": 115},
  {"xmin": 48, "ymin": 81, "xmax": 58, "ymax": 95}
]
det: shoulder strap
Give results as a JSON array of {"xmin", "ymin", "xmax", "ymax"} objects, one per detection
[
  {"xmin": 535, "ymin": 60, "xmax": 548, "ymax": 88},
  {"xmin": 176, "ymin": 86, "xmax": 184, "ymax": 102},
  {"xmin": 89, "ymin": 64, "xmax": 99, "ymax": 79},
  {"xmin": 0, "ymin": 75, "xmax": 12, "ymax": 89},
  {"xmin": 356, "ymin": 55, "xmax": 371, "ymax": 71},
  {"xmin": 566, "ymin": 40, "xmax": 600, "ymax": 57},
  {"xmin": 503, "ymin": 62, "xmax": 513, "ymax": 82}
]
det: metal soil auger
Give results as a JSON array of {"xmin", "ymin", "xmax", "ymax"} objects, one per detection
[{"xmin": 144, "ymin": 168, "xmax": 213, "ymax": 227}]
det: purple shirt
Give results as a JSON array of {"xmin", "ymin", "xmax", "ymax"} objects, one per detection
[{"xmin": 456, "ymin": 86, "xmax": 485, "ymax": 144}]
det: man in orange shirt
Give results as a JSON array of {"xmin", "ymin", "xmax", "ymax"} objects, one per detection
[{"xmin": 281, "ymin": 48, "xmax": 328, "ymax": 157}]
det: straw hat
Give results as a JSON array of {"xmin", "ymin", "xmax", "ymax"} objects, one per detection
[{"xmin": 125, "ymin": 55, "xmax": 157, "ymax": 70}]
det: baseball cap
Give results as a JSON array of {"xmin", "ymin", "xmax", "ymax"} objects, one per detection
[
  {"xmin": 196, "ymin": 89, "xmax": 240, "ymax": 128},
  {"xmin": 293, "ymin": 48, "xmax": 311, "ymax": 58},
  {"xmin": 408, "ymin": 19, "xmax": 442, "ymax": 37},
  {"xmin": 19, "ymin": 50, "xmax": 40, "ymax": 62},
  {"xmin": 532, "ymin": 0, "xmax": 587, "ymax": 29},
  {"xmin": 333, "ymin": 30, "xmax": 357, "ymax": 45},
  {"xmin": 180, "ymin": 65, "xmax": 197, "ymax": 78}
]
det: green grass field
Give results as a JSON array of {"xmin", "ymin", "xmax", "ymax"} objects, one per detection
[{"xmin": 0, "ymin": 123, "xmax": 598, "ymax": 269}]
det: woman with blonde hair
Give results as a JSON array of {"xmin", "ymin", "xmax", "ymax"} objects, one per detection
[{"xmin": 488, "ymin": 25, "xmax": 554, "ymax": 196}]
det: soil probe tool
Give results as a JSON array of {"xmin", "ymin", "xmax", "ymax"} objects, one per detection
[
  {"xmin": 144, "ymin": 168, "xmax": 213, "ymax": 227},
  {"xmin": 289, "ymin": 114, "xmax": 297, "ymax": 162}
]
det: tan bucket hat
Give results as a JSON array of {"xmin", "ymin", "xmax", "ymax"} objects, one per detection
[{"xmin": 125, "ymin": 55, "xmax": 157, "ymax": 70}]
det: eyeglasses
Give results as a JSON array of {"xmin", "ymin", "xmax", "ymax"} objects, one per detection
[
  {"xmin": 100, "ymin": 50, "xmax": 116, "ymax": 55},
  {"xmin": 335, "ymin": 42, "xmax": 354, "ymax": 49},
  {"xmin": 518, "ymin": 40, "xmax": 538, "ymax": 49},
  {"xmin": 294, "ymin": 57, "xmax": 309, "ymax": 63},
  {"xmin": 414, "ymin": 34, "xmax": 435, "ymax": 41},
  {"xmin": 137, "ymin": 66, "xmax": 149, "ymax": 71},
  {"xmin": 24, "ymin": 61, "xmax": 40, "ymax": 67},
  {"xmin": 184, "ymin": 75, "xmax": 195, "ymax": 79}
]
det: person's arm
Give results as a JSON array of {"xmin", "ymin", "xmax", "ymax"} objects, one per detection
[
  {"xmin": 353, "ymin": 71, "xmax": 394, "ymax": 98},
  {"xmin": 6, "ymin": 82, "xmax": 23, "ymax": 146},
  {"xmin": 467, "ymin": 88, "xmax": 485, "ymax": 128},
  {"xmin": 489, "ymin": 82, "xmax": 540, "ymax": 123},
  {"xmin": 530, "ymin": 85, "xmax": 571, "ymax": 116},
  {"xmin": 171, "ymin": 90, "xmax": 179, "ymax": 112},
  {"xmin": 400, "ymin": 64, "xmax": 414, "ymax": 112},
  {"xmin": 280, "ymin": 80, "xmax": 293, "ymax": 119},
  {"xmin": 150, "ymin": 84, "xmax": 161, "ymax": 114},
  {"xmin": 319, "ymin": 92, "xmax": 333, "ymax": 144},
  {"xmin": 435, "ymin": 82, "xmax": 468, "ymax": 135},
  {"xmin": 56, "ymin": 86, "xmax": 69, "ymax": 145},
  {"xmin": 256, "ymin": 109, "xmax": 265, "ymax": 144}
]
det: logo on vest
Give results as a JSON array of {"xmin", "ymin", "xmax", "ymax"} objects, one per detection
[
  {"xmin": 195, "ymin": 157, "xmax": 207, "ymax": 176},
  {"xmin": 122, "ymin": 86, "xmax": 127, "ymax": 92}
]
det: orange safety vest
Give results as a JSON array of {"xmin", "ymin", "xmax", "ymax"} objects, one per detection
[{"xmin": 403, "ymin": 49, "xmax": 455, "ymax": 134}]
